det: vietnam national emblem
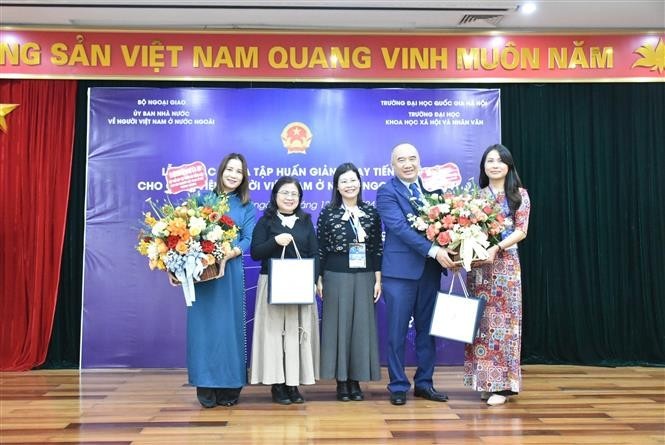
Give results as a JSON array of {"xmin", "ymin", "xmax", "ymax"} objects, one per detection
[{"xmin": 281, "ymin": 122, "xmax": 312, "ymax": 154}]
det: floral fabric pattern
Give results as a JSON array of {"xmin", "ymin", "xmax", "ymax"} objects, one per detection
[{"xmin": 463, "ymin": 188, "xmax": 530, "ymax": 393}]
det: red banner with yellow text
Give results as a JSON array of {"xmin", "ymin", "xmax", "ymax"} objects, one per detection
[{"xmin": 1, "ymin": 28, "xmax": 663, "ymax": 82}]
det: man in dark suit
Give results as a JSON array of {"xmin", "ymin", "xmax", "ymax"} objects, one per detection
[{"xmin": 376, "ymin": 142, "xmax": 455, "ymax": 405}]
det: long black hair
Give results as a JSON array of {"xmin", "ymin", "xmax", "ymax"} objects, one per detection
[
  {"xmin": 479, "ymin": 144, "xmax": 523, "ymax": 216},
  {"xmin": 264, "ymin": 176, "xmax": 306, "ymax": 219},
  {"xmin": 329, "ymin": 162, "xmax": 364, "ymax": 208}
]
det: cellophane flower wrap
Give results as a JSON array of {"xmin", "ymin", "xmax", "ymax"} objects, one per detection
[
  {"xmin": 136, "ymin": 192, "xmax": 238, "ymax": 306},
  {"xmin": 408, "ymin": 180, "xmax": 506, "ymax": 271}
]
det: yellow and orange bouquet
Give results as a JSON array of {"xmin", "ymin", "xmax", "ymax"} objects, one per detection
[{"xmin": 136, "ymin": 193, "xmax": 238, "ymax": 305}]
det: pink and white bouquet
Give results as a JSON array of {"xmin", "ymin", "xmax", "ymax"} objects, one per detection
[{"xmin": 409, "ymin": 180, "xmax": 506, "ymax": 271}]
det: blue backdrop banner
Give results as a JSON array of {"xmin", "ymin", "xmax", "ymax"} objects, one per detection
[{"xmin": 82, "ymin": 87, "xmax": 500, "ymax": 368}]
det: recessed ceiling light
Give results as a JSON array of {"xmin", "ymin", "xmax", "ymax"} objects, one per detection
[
  {"xmin": 1, "ymin": 33, "xmax": 19, "ymax": 44},
  {"xmin": 521, "ymin": 3, "xmax": 537, "ymax": 15},
  {"xmin": 491, "ymin": 36, "xmax": 506, "ymax": 47}
]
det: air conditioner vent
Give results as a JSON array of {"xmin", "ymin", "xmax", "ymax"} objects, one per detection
[{"xmin": 457, "ymin": 14, "xmax": 505, "ymax": 27}]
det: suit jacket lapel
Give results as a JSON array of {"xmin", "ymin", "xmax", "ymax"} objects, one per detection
[
  {"xmin": 392, "ymin": 177, "xmax": 411, "ymax": 202},
  {"xmin": 392, "ymin": 177, "xmax": 421, "ymax": 213}
]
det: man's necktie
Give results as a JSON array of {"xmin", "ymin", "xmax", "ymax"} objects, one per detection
[{"xmin": 409, "ymin": 182, "xmax": 422, "ymax": 199}]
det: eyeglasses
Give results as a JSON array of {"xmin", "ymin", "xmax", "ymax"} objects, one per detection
[{"xmin": 277, "ymin": 190, "xmax": 299, "ymax": 198}]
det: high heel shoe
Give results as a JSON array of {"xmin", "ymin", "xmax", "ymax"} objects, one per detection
[
  {"xmin": 271, "ymin": 383, "xmax": 292, "ymax": 405},
  {"xmin": 487, "ymin": 394, "xmax": 508, "ymax": 406},
  {"xmin": 286, "ymin": 385, "xmax": 304, "ymax": 404},
  {"xmin": 336, "ymin": 380, "xmax": 351, "ymax": 402},
  {"xmin": 196, "ymin": 387, "xmax": 216, "ymax": 408},
  {"xmin": 215, "ymin": 388, "xmax": 240, "ymax": 406},
  {"xmin": 348, "ymin": 380, "xmax": 364, "ymax": 401}
]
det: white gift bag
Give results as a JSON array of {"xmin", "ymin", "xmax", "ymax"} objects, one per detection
[
  {"xmin": 430, "ymin": 271, "xmax": 486, "ymax": 343},
  {"xmin": 269, "ymin": 241, "xmax": 315, "ymax": 304}
]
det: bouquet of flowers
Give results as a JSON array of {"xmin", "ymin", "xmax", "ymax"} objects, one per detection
[
  {"xmin": 409, "ymin": 180, "xmax": 506, "ymax": 271},
  {"xmin": 136, "ymin": 192, "xmax": 238, "ymax": 306}
]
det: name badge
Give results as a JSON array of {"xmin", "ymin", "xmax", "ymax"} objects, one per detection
[{"xmin": 349, "ymin": 243, "xmax": 367, "ymax": 269}]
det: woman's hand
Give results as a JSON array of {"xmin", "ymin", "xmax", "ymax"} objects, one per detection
[
  {"xmin": 215, "ymin": 258, "xmax": 227, "ymax": 279},
  {"xmin": 316, "ymin": 276, "xmax": 324, "ymax": 300},
  {"xmin": 477, "ymin": 245, "xmax": 500, "ymax": 265},
  {"xmin": 229, "ymin": 246, "xmax": 242, "ymax": 260},
  {"xmin": 274, "ymin": 233, "xmax": 293, "ymax": 246},
  {"xmin": 373, "ymin": 281, "xmax": 382, "ymax": 303},
  {"xmin": 167, "ymin": 272, "xmax": 180, "ymax": 287}
]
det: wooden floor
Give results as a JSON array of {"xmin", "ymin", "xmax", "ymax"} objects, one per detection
[{"xmin": 1, "ymin": 365, "xmax": 663, "ymax": 444}]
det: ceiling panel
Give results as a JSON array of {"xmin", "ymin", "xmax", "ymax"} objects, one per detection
[{"xmin": 1, "ymin": 1, "xmax": 663, "ymax": 30}]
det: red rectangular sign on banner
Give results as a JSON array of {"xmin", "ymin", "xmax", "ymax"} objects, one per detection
[{"xmin": 1, "ymin": 28, "xmax": 664, "ymax": 82}]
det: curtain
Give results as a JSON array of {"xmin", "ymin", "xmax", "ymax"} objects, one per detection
[
  {"xmin": 0, "ymin": 79, "xmax": 77, "ymax": 371},
  {"xmin": 41, "ymin": 82, "xmax": 89, "ymax": 368},
  {"xmin": 501, "ymin": 83, "xmax": 665, "ymax": 365}
]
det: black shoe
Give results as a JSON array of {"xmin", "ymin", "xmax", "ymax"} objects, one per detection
[
  {"xmin": 390, "ymin": 391, "xmax": 407, "ymax": 405},
  {"xmin": 414, "ymin": 386, "xmax": 449, "ymax": 402},
  {"xmin": 348, "ymin": 380, "xmax": 364, "ymax": 401},
  {"xmin": 196, "ymin": 387, "xmax": 217, "ymax": 408},
  {"xmin": 271, "ymin": 384, "xmax": 292, "ymax": 405},
  {"xmin": 216, "ymin": 388, "xmax": 240, "ymax": 407},
  {"xmin": 286, "ymin": 385, "xmax": 305, "ymax": 404},
  {"xmin": 336, "ymin": 380, "xmax": 351, "ymax": 402}
]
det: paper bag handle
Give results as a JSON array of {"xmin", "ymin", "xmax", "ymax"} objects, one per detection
[
  {"xmin": 280, "ymin": 239, "xmax": 302, "ymax": 259},
  {"xmin": 448, "ymin": 270, "xmax": 470, "ymax": 298}
]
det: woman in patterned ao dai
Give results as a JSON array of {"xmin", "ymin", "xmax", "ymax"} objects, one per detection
[{"xmin": 463, "ymin": 144, "xmax": 531, "ymax": 406}]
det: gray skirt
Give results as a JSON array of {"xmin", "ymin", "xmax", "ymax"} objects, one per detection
[
  {"xmin": 250, "ymin": 274, "xmax": 320, "ymax": 386},
  {"xmin": 320, "ymin": 270, "xmax": 381, "ymax": 381}
]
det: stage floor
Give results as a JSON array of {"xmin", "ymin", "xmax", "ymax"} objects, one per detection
[{"xmin": 1, "ymin": 365, "xmax": 663, "ymax": 444}]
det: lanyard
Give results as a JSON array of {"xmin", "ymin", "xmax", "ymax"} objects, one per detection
[{"xmin": 343, "ymin": 205, "xmax": 363, "ymax": 242}]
